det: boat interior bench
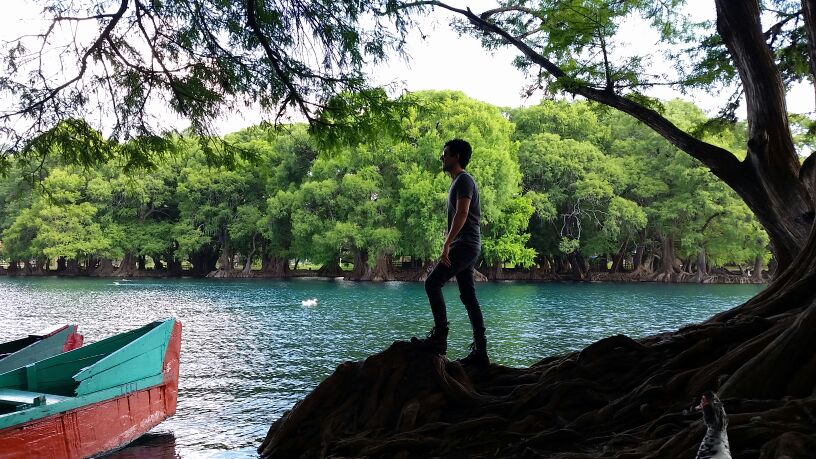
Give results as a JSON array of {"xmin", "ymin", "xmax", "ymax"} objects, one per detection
[{"xmin": 0, "ymin": 388, "xmax": 71, "ymax": 413}]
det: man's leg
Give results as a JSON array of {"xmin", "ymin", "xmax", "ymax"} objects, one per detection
[
  {"xmin": 456, "ymin": 265, "xmax": 485, "ymax": 339},
  {"xmin": 413, "ymin": 262, "xmax": 457, "ymax": 354},
  {"xmin": 455, "ymin": 258, "xmax": 489, "ymax": 366},
  {"xmin": 424, "ymin": 262, "xmax": 456, "ymax": 327}
]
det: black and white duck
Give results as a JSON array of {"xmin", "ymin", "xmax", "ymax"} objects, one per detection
[{"xmin": 695, "ymin": 391, "xmax": 731, "ymax": 459}]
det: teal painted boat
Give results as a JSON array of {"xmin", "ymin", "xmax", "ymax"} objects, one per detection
[
  {"xmin": 0, "ymin": 325, "xmax": 84, "ymax": 374},
  {"xmin": 0, "ymin": 318, "xmax": 182, "ymax": 459}
]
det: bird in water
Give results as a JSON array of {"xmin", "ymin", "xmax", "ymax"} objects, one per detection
[
  {"xmin": 301, "ymin": 298, "xmax": 318, "ymax": 307},
  {"xmin": 695, "ymin": 391, "xmax": 731, "ymax": 459}
]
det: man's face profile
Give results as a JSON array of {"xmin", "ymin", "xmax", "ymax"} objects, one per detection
[{"xmin": 440, "ymin": 147, "xmax": 457, "ymax": 172}]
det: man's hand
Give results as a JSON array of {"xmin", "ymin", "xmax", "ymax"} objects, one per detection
[{"xmin": 440, "ymin": 242, "xmax": 451, "ymax": 267}]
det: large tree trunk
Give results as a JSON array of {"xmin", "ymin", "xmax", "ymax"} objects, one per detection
[
  {"xmin": 166, "ymin": 249, "xmax": 183, "ymax": 276},
  {"xmin": 209, "ymin": 229, "xmax": 236, "ymax": 277},
  {"xmin": 485, "ymin": 262, "xmax": 502, "ymax": 280},
  {"xmin": 712, "ymin": 0, "xmax": 813, "ymax": 272},
  {"xmin": 317, "ymin": 259, "xmax": 343, "ymax": 278},
  {"xmin": 632, "ymin": 231, "xmax": 647, "ymax": 271},
  {"xmin": 610, "ymin": 237, "xmax": 629, "ymax": 273},
  {"xmin": 152, "ymin": 256, "xmax": 164, "ymax": 271},
  {"xmin": 261, "ymin": 255, "xmax": 290, "ymax": 278},
  {"xmin": 217, "ymin": 239, "xmax": 232, "ymax": 272},
  {"xmin": 362, "ymin": 253, "xmax": 395, "ymax": 282},
  {"xmin": 33, "ymin": 257, "xmax": 49, "ymax": 275},
  {"xmin": 346, "ymin": 249, "xmax": 371, "ymax": 281},
  {"xmin": 63, "ymin": 258, "xmax": 80, "ymax": 276},
  {"xmin": 537, "ymin": 255, "xmax": 552, "ymax": 274},
  {"xmin": 654, "ymin": 235, "xmax": 679, "ymax": 282},
  {"xmin": 90, "ymin": 258, "xmax": 116, "ymax": 277},
  {"xmin": 752, "ymin": 254, "xmax": 764, "ymax": 282},
  {"xmin": 240, "ymin": 234, "xmax": 258, "ymax": 277},
  {"xmin": 692, "ymin": 248, "xmax": 707, "ymax": 283},
  {"xmin": 189, "ymin": 245, "xmax": 219, "ymax": 277},
  {"xmin": 114, "ymin": 252, "xmax": 139, "ymax": 277},
  {"xmin": 567, "ymin": 252, "xmax": 588, "ymax": 280},
  {"xmin": 56, "ymin": 256, "xmax": 66, "ymax": 272}
]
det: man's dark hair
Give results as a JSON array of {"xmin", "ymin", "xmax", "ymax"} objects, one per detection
[{"xmin": 444, "ymin": 139, "xmax": 473, "ymax": 169}]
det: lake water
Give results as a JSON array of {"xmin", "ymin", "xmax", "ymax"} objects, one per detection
[{"xmin": 0, "ymin": 277, "xmax": 764, "ymax": 457}]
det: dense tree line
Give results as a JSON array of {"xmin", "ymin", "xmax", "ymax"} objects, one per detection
[{"xmin": 0, "ymin": 91, "xmax": 777, "ymax": 281}]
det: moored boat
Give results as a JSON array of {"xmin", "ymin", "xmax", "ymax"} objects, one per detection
[
  {"xmin": 0, "ymin": 325, "xmax": 84, "ymax": 374},
  {"xmin": 0, "ymin": 318, "xmax": 182, "ymax": 458}
]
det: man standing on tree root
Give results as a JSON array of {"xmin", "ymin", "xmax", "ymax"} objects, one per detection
[{"xmin": 412, "ymin": 139, "xmax": 489, "ymax": 366}]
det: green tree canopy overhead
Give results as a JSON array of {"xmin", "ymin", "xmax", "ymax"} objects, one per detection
[{"xmin": 0, "ymin": 0, "xmax": 416, "ymax": 169}]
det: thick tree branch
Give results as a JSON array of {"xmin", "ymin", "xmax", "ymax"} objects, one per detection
[
  {"xmin": 599, "ymin": 31, "xmax": 613, "ymax": 92},
  {"xmin": 53, "ymin": 14, "xmax": 119, "ymax": 22},
  {"xmin": 716, "ymin": 1, "xmax": 797, "ymax": 164},
  {"xmin": 802, "ymin": 0, "xmax": 816, "ymax": 108},
  {"xmin": 479, "ymin": 6, "xmax": 543, "ymax": 21},
  {"xmin": 410, "ymin": 1, "xmax": 742, "ymax": 182}
]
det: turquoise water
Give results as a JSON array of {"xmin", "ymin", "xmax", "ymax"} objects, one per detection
[{"xmin": 0, "ymin": 277, "xmax": 763, "ymax": 457}]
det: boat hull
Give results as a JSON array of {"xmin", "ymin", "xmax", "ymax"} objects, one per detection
[{"xmin": 0, "ymin": 321, "xmax": 181, "ymax": 459}]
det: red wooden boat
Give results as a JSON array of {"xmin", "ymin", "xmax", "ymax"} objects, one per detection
[
  {"xmin": 0, "ymin": 318, "xmax": 182, "ymax": 458},
  {"xmin": 0, "ymin": 325, "xmax": 83, "ymax": 374}
]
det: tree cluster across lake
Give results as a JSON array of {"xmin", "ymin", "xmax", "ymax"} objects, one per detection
[{"xmin": 0, "ymin": 91, "xmax": 784, "ymax": 282}]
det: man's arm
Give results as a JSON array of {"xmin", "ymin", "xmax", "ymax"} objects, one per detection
[{"xmin": 440, "ymin": 197, "xmax": 470, "ymax": 266}]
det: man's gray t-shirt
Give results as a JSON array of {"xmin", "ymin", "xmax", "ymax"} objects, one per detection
[{"xmin": 447, "ymin": 172, "xmax": 481, "ymax": 246}]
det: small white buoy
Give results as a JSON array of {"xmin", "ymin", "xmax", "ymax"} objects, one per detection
[{"xmin": 301, "ymin": 298, "xmax": 318, "ymax": 307}]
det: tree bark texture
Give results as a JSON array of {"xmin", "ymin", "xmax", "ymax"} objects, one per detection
[
  {"xmin": 713, "ymin": 0, "xmax": 813, "ymax": 271},
  {"xmin": 346, "ymin": 249, "xmax": 371, "ymax": 281},
  {"xmin": 654, "ymin": 235, "xmax": 679, "ymax": 282},
  {"xmin": 318, "ymin": 259, "xmax": 343, "ymax": 278},
  {"xmin": 365, "ymin": 253, "xmax": 395, "ymax": 281},
  {"xmin": 692, "ymin": 249, "xmax": 707, "ymax": 283},
  {"xmin": 804, "ymin": 0, "xmax": 816, "ymax": 107},
  {"xmin": 261, "ymin": 255, "xmax": 290, "ymax": 278},
  {"xmin": 90, "ymin": 258, "xmax": 116, "ymax": 277},
  {"xmin": 752, "ymin": 255, "xmax": 765, "ymax": 282},
  {"xmin": 114, "ymin": 252, "xmax": 139, "ymax": 277},
  {"xmin": 189, "ymin": 246, "xmax": 219, "ymax": 276}
]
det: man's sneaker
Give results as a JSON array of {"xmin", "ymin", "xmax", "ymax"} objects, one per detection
[
  {"xmin": 457, "ymin": 338, "xmax": 489, "ymax": 367},
  {"xmin": 411, "ymin": 324, "xmax": 449, "ymax": 355}
]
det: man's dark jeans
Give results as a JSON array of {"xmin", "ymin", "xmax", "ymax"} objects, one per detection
[{"xmin": 424, "ymin": 242, "xmax": 485, "ymax": 337}]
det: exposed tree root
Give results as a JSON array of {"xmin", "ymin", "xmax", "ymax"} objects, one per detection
[{"xmin": 259, "ymin": 281, "xmax": 816, "ymax": 458}]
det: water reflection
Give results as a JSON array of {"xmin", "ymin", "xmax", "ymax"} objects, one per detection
[{"xmin": 105, "ymin": 432, "xmax": 178, "ymax": 458}]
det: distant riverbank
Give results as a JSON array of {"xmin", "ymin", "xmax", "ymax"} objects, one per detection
[{"xmin": 0, "ymin": 265, "xmax": 766, "ymax": 284}]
